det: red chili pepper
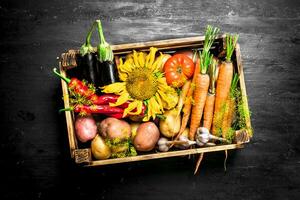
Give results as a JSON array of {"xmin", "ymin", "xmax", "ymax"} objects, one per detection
[
  {"xmin": 54, "ymin": 68, "xmax": 146, "ymax": 116},
  {"xmin": 53, "ymin": 68, "xmax": 95, "ymax": 98},
  {"xmin": 105, "ymin": 113, "xmax": 123, "ymax": 119},
  {"xmin": 60, "ymin": 104, "xmax": 124, "ymax": 115},
  {"xmin": 90, "ymin": 94, "xmax": 119, "ymax": 105}
]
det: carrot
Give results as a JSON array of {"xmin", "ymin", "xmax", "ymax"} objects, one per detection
[
  {"xmin": 176, "ymin": 80, "xmax": 192, "ymax": 117},
  {"xmin": 222, "ymin": 74, "xmax": 239, "ymax": 138},
  {"xmin": 211, "ymin": 34, "xmax": 239, "ymax": 136},
  {"xmin": 203, "ymin": 58, "xmax": 218, "ymax": 131},
  {"xmin": 189, "ymin": 71, "xmax": 210, "ymax": 140},
  {"xmin": 177, "ymin": 55, "xmax": 200, "ymax": 136},
  {"xmin": 189, "ymin": 50, "xmax": 213, "ymax": 140}
]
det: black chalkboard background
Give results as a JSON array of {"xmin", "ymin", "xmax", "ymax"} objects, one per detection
[{"xmin": 1, "ymin": 0, "xmax": 300, "ymax": 199}]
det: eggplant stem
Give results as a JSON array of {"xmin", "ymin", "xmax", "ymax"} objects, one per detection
[
  {"xmin": 85, "ymin": 21, "xmax": 97, "ymax": 46},
  {"xmin": 96, "ymin": 20, "xmax": 106, "ymax": 44}
]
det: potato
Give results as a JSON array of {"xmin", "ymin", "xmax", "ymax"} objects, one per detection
[
  {"xmin": 75, "ymin": 115, "xmax": 97, "ymax": 143},
  {"xmin": 99, "ymin": 117, "xmax": 131, "ymax": 140},
  {"xmin": 91, "ymin": 134, "xmax": 111, "ymax": 160},
  {"xmin": 130, "ymin": 123, "xmax": 140, "ymax": 140},
  {"xmin": 159, "ymin": 109, "xmax": 181, "ymax": 138},
  {"xmin": 133, "ymin": 122, "xmax": 160, "ymax": 151}
]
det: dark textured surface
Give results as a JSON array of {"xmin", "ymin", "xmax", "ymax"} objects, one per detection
[{"xmin": 1, "ymin": 0, "xmax": 300, "ymax": 199}]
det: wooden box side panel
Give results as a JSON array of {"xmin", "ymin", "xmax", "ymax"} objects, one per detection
[
  {"xmin": 235, "ymin": 44, "xmax": 253, "ymax": 137},
  {"xmin": 59, "ymin": 62, "xmax": 78, "ymax": 158}
]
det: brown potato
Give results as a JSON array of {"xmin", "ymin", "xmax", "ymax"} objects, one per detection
[
  {"xmin": 133, "ymin": 122, "xmax": 160, "ymax": 151},
  {"xmin": 91, "ymin": 134, "xmax": 111, "ymax": 160},
  {"xmin": 99, "ymin": 117, "xmax": 131, "ymax": 140}
]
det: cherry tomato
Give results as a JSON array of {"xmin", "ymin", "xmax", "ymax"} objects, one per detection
[{"xmin": 163, "ymin": 54, "xmax": 195, "ymax": 87}]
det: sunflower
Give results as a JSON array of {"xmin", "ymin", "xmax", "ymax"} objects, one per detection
[{"xmin": 101, "ymin": 47, "xmax": 178, "ymax": 121}]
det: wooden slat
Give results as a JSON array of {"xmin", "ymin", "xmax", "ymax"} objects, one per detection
[
  {"xmin": 59, "ymin": 62, "xmax": 78, "ymax": 157},
  {"xmin": 86, "ymin": 144, "xmax": 244, "ymax": 167},
  {"xmin": 235, "ymin": 44, "xmax": 253, "ymax": 137}
]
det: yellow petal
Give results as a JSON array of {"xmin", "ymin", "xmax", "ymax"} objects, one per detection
[
  {"xmin": 133, "ymin": 50, "xmax": 140, "ymax": 68},
  {"xmin": 146, "ymin": 47, "xmax": 157, "ymax": 68},
  {"xmin": 109, "ymin": 92, "xmax": 130, "ymax": 107},
  {"xmin": 127, "ymin": 100, "xmax": 143, "ymax": 115},
  {"xmin": 101, "ymin": 82, "xmax": 126, "ymax": 95},
  {"xmin": 148, "ymin": 97, "xmax": 163, "ymax": 119},
  {"xmin": 138, "ymin": 52, "xmax": 146, "ymax": 67},
  {"xmin": 151, "ymin": 52, "xmax": 163, "ymax": 72},
  {"xmin": 157, "ymin": 79, "xmax": 178, "ymax": 110},
  {"xmin": 123, "ymin": 100, "xmax": 138, "ymax": 117},
  {"xmin": 155, "ymin": 93, "xmax": 164, "ymax": 112}
]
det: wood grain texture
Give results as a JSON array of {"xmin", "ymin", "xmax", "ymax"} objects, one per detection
[{"xmin": 0, "ymin": 0, "xmax": 300, "ymax": 199}]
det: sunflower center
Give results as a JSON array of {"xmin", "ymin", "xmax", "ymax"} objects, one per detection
[{"xmin": 126, "ymin": 68, "xmax": 158, "ymax": 100}]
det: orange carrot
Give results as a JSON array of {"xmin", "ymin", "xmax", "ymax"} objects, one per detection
[
  {"xmin": 189, "ymin": 72, "xmax": 210, "ymax": 140},
  {"xmin": 176, "ymin": 80, "xmax": 192, "ymax": 117},
  {"xmin": 221, "ymin": 74, "xmax": 239, "ymax": 138},
  {"xmin": 203, "ymin": 58, "xmax": 218, "ymax": 131},
  {"xmin": 211, "ymin": 34, "xmax": 238, "ymax": 136},
  {"xmin": 203, "ymin": 93, "xmax": 216, "ymax": 130},
  {"xmin": 189, "ymin": 48, "xmax": 214, "ymax": 140},
  {"xmin": 177, "ymin": 57, "xmax": 200, "ymax": 136}
]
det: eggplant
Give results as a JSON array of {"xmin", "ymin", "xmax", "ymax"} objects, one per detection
[
  {"xmin": 80, "ymin": 53, "xmax": 100, "ymax": 86},
  {"xmin": 79, "ymin": 21, "xmax": 101, "ymax": 88},
  {"xmin": 96, "ymin": 19, "xmax": 118, "ymax": 87},
  {"xmin": 99, "ymin": 61, "xmax": 118, "ymax": 87}
]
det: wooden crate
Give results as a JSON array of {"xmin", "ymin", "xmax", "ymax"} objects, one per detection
[{"xmin": 58, "ymin": 35, "xmax": 252, "ymax": 167}]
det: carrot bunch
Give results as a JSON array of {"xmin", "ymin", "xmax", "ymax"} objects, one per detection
[
  {"xmin": 211, "ymin": 34, "xmax": 239, "ymax": 137},
  {"xmin": 188, "ymin": 25, "xmax": 220, "ymax": 140},
  {"xmin": 175, "ymin": 25, "xmax": 220, "ymax": 141}
]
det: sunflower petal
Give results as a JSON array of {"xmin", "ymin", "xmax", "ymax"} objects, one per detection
[
  {"xmin": 157, "ymin": 78, "xmax": 178, "ymax": 109},
  {"xmin": 149, "ymin": 97, "xmax": 163, "ymax": 119},
  {"xmin": 155, "ymin": 93, "xmax": 164, "ymax": 112},
  {"xmin": 123, "ymin": 100, "xmax": 138, "ymax": 117},
  {"xmin": 138, "ymin": 52, "xmax": 146, "ymax": 67},
  {"xmin": 127, "ymin": 100, "xmax": 143, "ymax": 115},
  {"xmin": 101, "ymin": 82, "xmax": 126, "ymax": 95},
  {"xmin": 133, "ymin": 50, "xmax": 140, "ymax": 68},
  {"xmin": 146, "ymin": 47, "xmax": 157, "ymax": 68},
  {"xmin": 109, "ymin": 92, "xmax": 130, "ymax": 107},
  {"xmin": 151, "ymin": 52, "xmax": 163, "ymax": 72}
]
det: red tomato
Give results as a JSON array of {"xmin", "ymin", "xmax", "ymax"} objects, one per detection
[{"xmin": 163, "ymin": 54, "xmax": 195, "ymax": 87}]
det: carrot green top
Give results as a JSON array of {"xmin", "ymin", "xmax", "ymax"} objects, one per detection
[
  {"xmin": 226, "ymin": 34, "xmax": 239, "ymax": 62},
  {"xmin": 199, "ymin": 50, "xmax": 213, "ymax": 75},
  {"xmin": 199, "ymin": 25, "xmax": 220, "ymax": 75},
  {"xmin": 203, "ymin": 25, "xmax": 220, "ymax": 53}
]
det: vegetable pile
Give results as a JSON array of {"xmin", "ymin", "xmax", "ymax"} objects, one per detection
[{"xmin": 54, "ymin": 20, "xmax": 252, "ymax": 162}]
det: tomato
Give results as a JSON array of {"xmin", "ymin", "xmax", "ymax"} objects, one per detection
[
  {"xmin": 163, "ymin": 54, "xmax": 195, "ymax": 87},
  {"xmin": 174, "ymin": 50, "xmax": 194, "ymax": 60}
]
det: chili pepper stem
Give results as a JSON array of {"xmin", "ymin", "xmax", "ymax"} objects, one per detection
[
  {"xmin": 59, "ymin": 107, "xmax": 73, "ymax": 113},
  {"xmin": 53, "ymin": 68, "xmax": 71, "ymax": 83}
]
